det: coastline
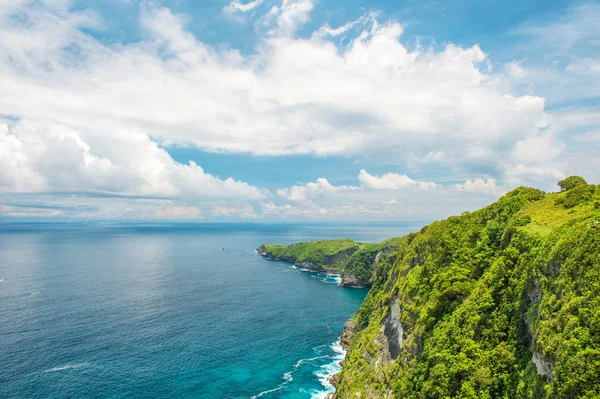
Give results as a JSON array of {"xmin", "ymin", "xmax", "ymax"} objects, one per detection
[{"xmin": 256, "ymin": 246, "xmax": 372, "ymax": 288}]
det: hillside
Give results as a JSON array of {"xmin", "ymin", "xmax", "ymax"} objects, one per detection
[
  {"xmin": 336, "ymin": 177, "xmax": 600, "ymax": 398},
  {"xmin": 257, "ymin": 237, "xmax": 403, "ymax": 287}
]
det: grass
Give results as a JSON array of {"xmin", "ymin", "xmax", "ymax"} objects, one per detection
[
  {"xmin": 521, "ymin": 222, "xmax": 554, "ymax": 237},
  {"xmin": 520, "ymin": 186, "xmax": 600, "ymax": 231}
]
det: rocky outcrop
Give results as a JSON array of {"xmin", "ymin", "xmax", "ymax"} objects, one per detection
[
  {"xmin": 532, "ymin": 349, "xmax": 554, "ymax": 381},
  {"xmin": 295, "ymin": 260, "xmax": 322, "ymax": 272},
  {"xmin": 339, "ymin": 274, "xmax": 369, "ymax": 288},
  {"xmin": 383, "ymin": 301, "xmax": 403, "ymax": 360},
  {"xmin": 328, "ymin": 371, "xmax": 340, "ymax": 387},
  {"xmin": 341, "ymin": 319, "xmax": 359, "ymax": 350},
  {"xmin": 374, "ymin": 300, "xmax": 403, "ymax": 363}
]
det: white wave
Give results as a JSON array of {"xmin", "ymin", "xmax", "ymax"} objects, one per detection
[
  {"xmin": 311, "ymin": 340, "xmax": 347, "ymax": 399},
  {"xmin": 251, "ymin": 354, "xmax": 329, "ymax": 398},
  {"xmin": 252, "ymin": 383, "xmax": 286, "ymax": 398},
  {"xmin": 308, "ymin": 272, "xmax": 342, "ymax": 285},
  {"xmin": 0, "ymin": 279, "xmax": 4, "ymax": 282},
  {"xmin": 43, "ymin": 363, "xmax": 88, "ymax": 373}
]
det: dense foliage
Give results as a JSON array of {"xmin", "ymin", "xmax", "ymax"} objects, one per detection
[
  {"xmin": 558, "ymin": 176, "xmax": 587, "ymax": 192},
  {"xmin": 337, "ymin": 179, "xmax": 600, "ymax": 399}
]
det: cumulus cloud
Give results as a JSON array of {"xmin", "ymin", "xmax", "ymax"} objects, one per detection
[
  {"xmin": 0, "ymin": 1, "xmax": 551, "ymax": 168},
  {"xmin": 0, "ymin": 119, "xmax": 267, "ymax": 200},
  {"xmin": 265, "ymin": 0, "xmax": 314, "ymax": 36},
  {"xmin": 276, "ymin": 170, "xmax": 436, "ymax": 204},
  {"xmin": 0, "ymin": 0, "xmax": 595, "ymax": 220},
  {"xmin": 455, "ymin": 179, "xmax": 498, "ymax": 195},
  {"xmin": 358, "ymin": 170, "xmax": 437, "ymax": 190},
  {"xmin": 276, "ymin": 178, "xmax": 356, "ymax": 202},
  {"xmin": 224, "ymin": 0, "xmax": 264, "ymax": 14}
]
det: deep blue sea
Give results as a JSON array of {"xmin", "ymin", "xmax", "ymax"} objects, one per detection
[{"xmin": 0, "ymin": 222, "xmax": 420, "ymax": 398}]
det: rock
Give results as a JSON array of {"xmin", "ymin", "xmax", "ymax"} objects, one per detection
[
  {"xmin": 339, "ymin": 274, "xmax": 370, "ymax": 288},
  {"xmin": 374, "ymin": 299, "xmax": 403, "ymax": 363},
  {"xmin": 294, "ymin": 260, "xmax": 321, "ymax": 272},
  {"xmin": 341, "ymin": 319, "xmax": 358, "ymax": 350},
  {"xmin": 532, "ymin": 349, "xmax": 554, "ymax": 381},
  {"xmin": 328, "ymin": 372, "xmax": 340, "ymax": 387}
]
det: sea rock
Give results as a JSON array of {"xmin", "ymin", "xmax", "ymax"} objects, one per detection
[
  {"xmin": 339, "ymin": 274, "xmax": 370, "ymax": 288},
  {"xmin": 328, "ymin": 372, "xmax": 340, "ymax": 387}
]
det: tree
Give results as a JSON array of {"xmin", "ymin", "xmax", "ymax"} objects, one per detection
[{"xmin": 557, "ymin": 176, "xmax": 587, "ymax": 192}]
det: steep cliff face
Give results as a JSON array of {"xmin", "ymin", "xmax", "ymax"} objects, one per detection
[
  {"xmin": 337, "ymin": 181, "xmax": 600, "ymax": 399},
  {"xmin": 257, "ymin": 238, "xmax": 402, "ymax": 287}
]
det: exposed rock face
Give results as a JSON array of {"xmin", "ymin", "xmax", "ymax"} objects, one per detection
[
  {"xmin": 295, "ymin": 261, "xmax": 321, "ymax": 272},
  {"xmin": 341, "ymin": 319, "xmax": 359, "ymax": 350},
  {"xmin": 532, "ymin": 349, "xmax": 554, "ymax": 381},
  {"xmin": 339, "ymin": 274, "xmax": 369, "ymax": 288},
  {"xmin": 328, "ymin": 372, "xmax": 340, "ymax": 387},
  {"xmin": 383, "ymin": 301, "xmax": 403, "ymax": 360},
  {"xmin": 373, "ymin": 247, "xmax": 393, "ymax": 266},
  {"xmin": 375, "ymin": 300, "xmax": 403, "ymax": 363}
]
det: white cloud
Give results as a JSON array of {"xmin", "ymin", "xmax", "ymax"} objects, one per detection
[
  {"xmin": 276, "ymin": 170, "xmax": 436, "ymax": 204},
  {"xmin": 315, "ymin": 14, "xmax": 367, "ymax": 37},
  {"xmin": 224, "ymin": 0, "xmax": 264, "ymax": 14},
  {"xmin": 0, "ymin": 1, "xmax": 596, "ymax": 220},
  {"xmin": 455, "ymin": 179, "xmax": 498, "ymax": 195},
  {"xmin": 212, "ymin": 204, "xmax": 257, "ymax": 218},
  {"xmin": 265, "ymin": 0, "xmax": 314, "ymax": 37},
  {"xmin": 0, "ymin": 119, "xmax": 267, "ymax": 200},
  {"xmin": 506, "ymin": 165, "xmax": 565, "ymax": 185},
  {"xmin": 276, "ymin": 178, "xmax": 356, "ymax": 202},
  {"xmin": 358, "ymin": 169, "xmax": 437, "ymax": 190},
  {"xmin": 0, "ymin": 1, "xmax": 552, "ymax": 174}
]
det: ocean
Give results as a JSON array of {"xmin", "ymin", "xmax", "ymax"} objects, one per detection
[{"xmin": 0, "ymin": 222, "xmax": 420, "ymax": 398}]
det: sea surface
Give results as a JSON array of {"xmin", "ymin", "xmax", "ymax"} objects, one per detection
[{"xmin": 0, "ymin": 222, "xmax": 421, "ymax": 398}]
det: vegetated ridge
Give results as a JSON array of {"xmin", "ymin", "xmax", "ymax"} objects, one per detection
[{"xmin": 264, "ymin": 176, "xmax": 600, "ymax": 398}]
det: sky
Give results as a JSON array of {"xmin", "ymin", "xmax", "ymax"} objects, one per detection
[{"xmin": 0, "ymin": 0, "xmax": 598, "ymax": 222}]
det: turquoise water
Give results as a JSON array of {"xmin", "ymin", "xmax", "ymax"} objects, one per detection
[{"xmin": 0, "ymin": 222, "xmax": 419, "ymax": 398}]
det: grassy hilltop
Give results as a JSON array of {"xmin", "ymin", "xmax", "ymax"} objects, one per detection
[{"xmin": 336, "ymin": 177, "xmax": 600, "ymax": 398}]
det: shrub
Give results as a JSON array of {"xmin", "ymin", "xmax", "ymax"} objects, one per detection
[{"xmin": 556, "ymin": 184, "xmax": 595, "ymax": 209}]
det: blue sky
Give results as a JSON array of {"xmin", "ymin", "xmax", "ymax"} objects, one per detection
[{"xmin": 0, "ymin": 0, "xmax": 598, "ymax": 221}]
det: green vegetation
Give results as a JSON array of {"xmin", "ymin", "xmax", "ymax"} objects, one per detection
[
  {"xmin": 337, "ymin": 178, "xmax": 600, "ymax": 399},
  {"xmin": 558, "ymin": 175, "xmax": 587, "ymax": 192},
  {"xmin": 258, "ymin": 238, "xmax": 403, "ymax": 286},
  {"xmin": 260, "ymin": 238, "xmax": 360, "ymax": 270}
]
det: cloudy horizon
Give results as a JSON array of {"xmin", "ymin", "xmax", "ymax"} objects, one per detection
[{"xmin": 0, "ymin": 0, "xmax": 598, "ymax": 221}]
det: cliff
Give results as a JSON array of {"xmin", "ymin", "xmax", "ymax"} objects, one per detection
[
  {"xmin": 257, "ymin": 237, "xmax": 403, "ymax": 287},
  {"xmin": 337, "ymin": 179, "xmax": 600, "ymax": 398}
]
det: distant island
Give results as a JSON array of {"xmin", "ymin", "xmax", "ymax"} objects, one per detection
[{"xmin": 259, "ymin": 176, "xmax": 600, "ymax": 398}]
